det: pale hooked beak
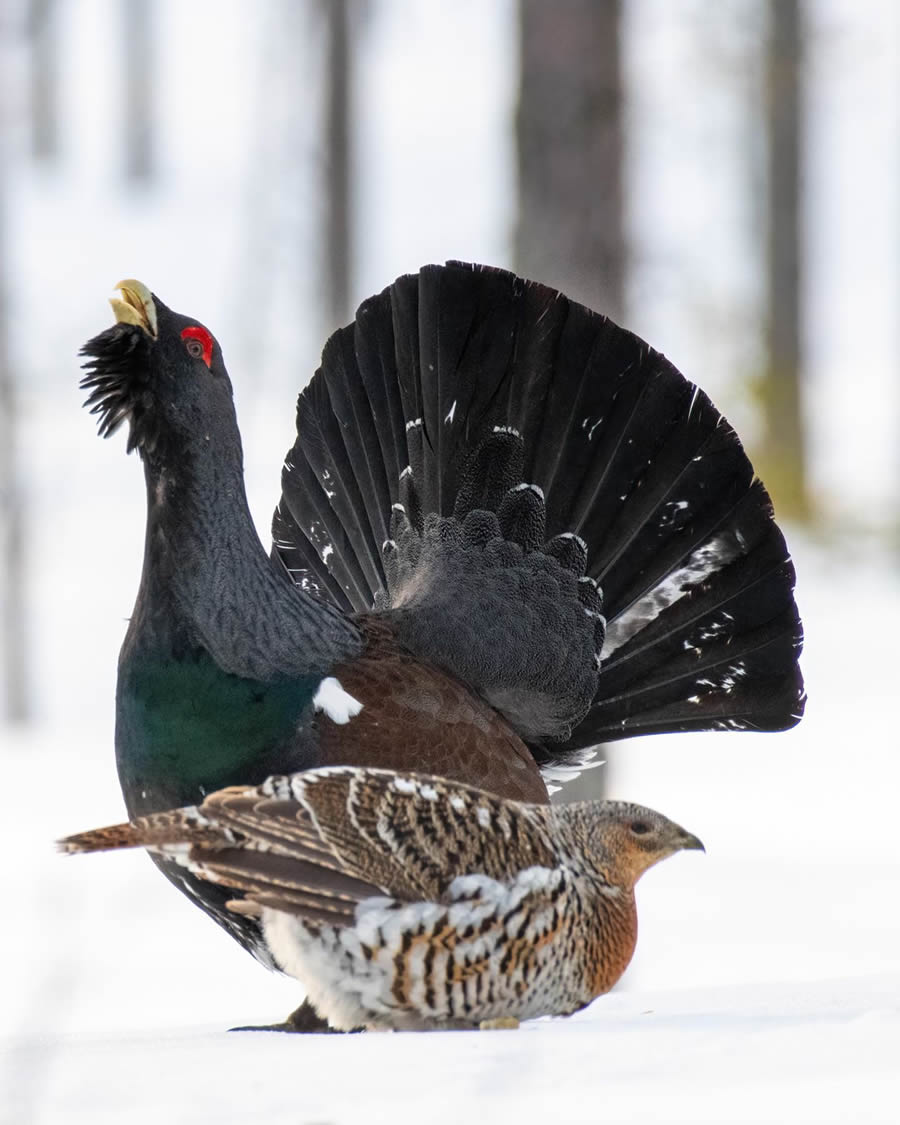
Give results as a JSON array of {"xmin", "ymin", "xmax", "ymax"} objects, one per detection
[{"xmin": 109, "ymin": 279, "xmax": 158, "ymax": 339}]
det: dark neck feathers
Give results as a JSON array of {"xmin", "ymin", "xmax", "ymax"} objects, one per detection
[{"xmin": 134, "ymin": 424, "xmax": 361, "ymax": 680}]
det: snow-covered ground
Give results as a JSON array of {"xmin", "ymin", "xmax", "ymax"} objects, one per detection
[
  {"xmin": 3, "ymin": 976, "xmax": 898, "ymax": 1125},
  {"xmin": 3, "ymin": 523, "xmax": 898, "ymax": 1123},
  {"xmin": 3, "ymin": 1, "xmax": 900, "ymax": 1121}
]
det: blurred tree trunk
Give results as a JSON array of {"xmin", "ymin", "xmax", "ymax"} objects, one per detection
[
  {"xmin": 323, "ymin": 0, "xmax": 353, "ymax": 329},
  {"xmin": 515, "ymin": 0, "xmax": 625, "ymax": 323},
  {"xmin": 27, "ymin": 0, "xmax": 58, "ymax": 161},
  {"xmin": 122, "ymin": 0, "xmax": 154, "ymax": 181},
  {"xmin": 516, "ymin": 0, "xmax": 625, "ymax": 802},
  {"xmin": 760, "ymin": 0, "xmax": 809, "ymax": 520},
  {"xmin": 0, "ymin": 71, "xmax": 28, "ymax": 722}
]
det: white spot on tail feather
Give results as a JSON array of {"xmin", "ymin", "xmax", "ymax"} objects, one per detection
[
  {"xmin": 602, "ymin": 533, "xmax": 742, "ymax": 657},
  {"xmin": 540, "ymin": 750, "xmax": 604, "ymax": 788},
  {"xmin": 513, "ymin": 482, "xmax": 544, "ymax": 499},
  {"xmin": 313, "ymin": 677, "xmax": 363, "ymax": 724}
]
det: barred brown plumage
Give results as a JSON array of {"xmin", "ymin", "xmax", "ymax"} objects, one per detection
[{"xmin": 59, "ymin": 766, "xmax": 704, "ymax": 1031}]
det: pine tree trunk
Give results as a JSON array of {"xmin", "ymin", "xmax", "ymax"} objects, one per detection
[
  {"xmin": 761, "ymin": 0, "xmax": 809, "ymax": 520},
  {"xmin": 515, "ymin": 0, "xmax": 625, "ymax": 322},
  {"xmin": 122, "ymin": 0, "xmax": 154, "ymax": 181},
  {"xmin": 0, "ymin": 118, "xmax": 28, "ymax": 721},
  {"xmin": 516, "ymin": 0, "xmax": 625, "ymax": 801},
  {"xmin": 28, "ymin": 0, "xmax": 58, "ymax": 161},
  {"xmin": 323, "ymin": 0, "xmax": 353, "ymax": 330}
]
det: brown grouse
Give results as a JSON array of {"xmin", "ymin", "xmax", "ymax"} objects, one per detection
[{"xmin": 60, "ymin": 767, "xmax": 704, "ymax": 1031}]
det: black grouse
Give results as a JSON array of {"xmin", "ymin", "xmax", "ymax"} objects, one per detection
[{"xmin": 79, "ymin": 262, "xmax": 804, "ymax": 1029}]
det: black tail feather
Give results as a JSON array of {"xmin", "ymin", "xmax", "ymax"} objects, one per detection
[
  {"xmin": 297, "ymin": 364, "xmax": 386, "ymax": 601},
  {"xmin": 273, "ymin": 262, "xmax": 804, "ymax": 777},
  {"xmin": 321, "ymin": 327, "xmax": 394, "ymax": 574}
]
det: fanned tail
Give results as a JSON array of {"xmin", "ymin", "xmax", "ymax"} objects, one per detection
[{"xmin": 272, "ymin": 262, "xmax": 804, "ymax": 779}]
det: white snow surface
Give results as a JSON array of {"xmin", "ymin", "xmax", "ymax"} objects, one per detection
[
  {"xmin": 3, "ymin": 977, "xmax": 898, "ymax": 1125},
  {"xmin": 2, "ymin": 545, "xmax": 899, "ymax": 1123},
  {"xmin": 2, "ymin": 1, "xmax": 900, "ymax": 1119}
]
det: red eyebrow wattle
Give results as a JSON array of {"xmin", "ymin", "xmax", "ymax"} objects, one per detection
[{"xmin": 181, "ymin": 325, "xmax": 213, "ymax": 368}]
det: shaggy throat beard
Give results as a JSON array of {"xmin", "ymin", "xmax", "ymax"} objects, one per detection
[{"xmin": 80, "ymin": 323, "xmax": 161, "ymax": 456}]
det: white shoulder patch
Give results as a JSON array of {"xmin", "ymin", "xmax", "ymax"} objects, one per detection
[{"xmin": 313, "ymin": 677, "xmax": 363, "ymax": 725}]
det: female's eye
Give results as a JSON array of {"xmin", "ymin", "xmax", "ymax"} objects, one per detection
[{"xmin": 630, "ymin": 821, "xmax": 651, "ymax": 835}]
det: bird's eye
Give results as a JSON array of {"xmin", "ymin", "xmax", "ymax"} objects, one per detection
[
  {"xmin": 180, "ymin": 325, "xmax": 214, "ymax": 368},
  {"xmin": 630, "ymin": 821, "xmax": 651, "ymax": 835}
]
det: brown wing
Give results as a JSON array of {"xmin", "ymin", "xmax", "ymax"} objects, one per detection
[
  {"xmin": 316, "ymin": 618, "xmax": 549, "ymax": 804},
  {"xmin": 60, "ymin": 767, "xmax": 560, "ymax": 928},
  {"xmin": 196, "ymin": 767, "xmax": 559, "ymax": 913}
]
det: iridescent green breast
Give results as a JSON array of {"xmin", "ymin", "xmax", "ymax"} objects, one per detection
[{"xmin": 116, "ymin": 646, "xmax": 319, "ymax": 815}]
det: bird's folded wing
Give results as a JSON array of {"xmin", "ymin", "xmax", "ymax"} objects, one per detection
[{"xmin": 199, "ymin": 767, "xmax": 559, "ymax": 907}]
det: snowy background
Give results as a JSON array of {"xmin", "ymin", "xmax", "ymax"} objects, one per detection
[{"xmin": 1, "ymin": 1, "xmax": 899, "ymax": 1122}]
